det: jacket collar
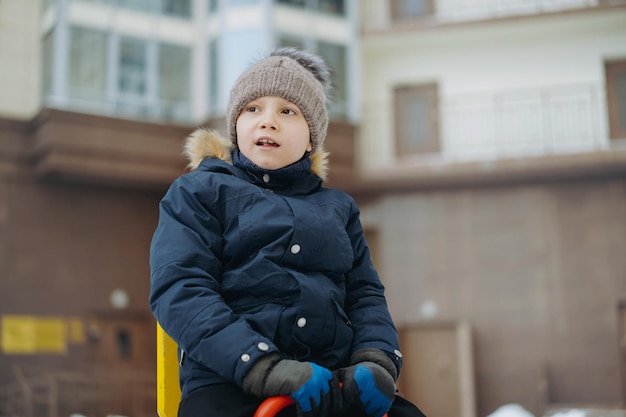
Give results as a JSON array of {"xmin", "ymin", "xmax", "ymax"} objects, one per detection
[{"xmin": 183, "ymin": 128, "xmax": 329, "ymax": 194}]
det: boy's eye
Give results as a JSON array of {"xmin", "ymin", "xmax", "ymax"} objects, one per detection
[
  {"xmin": 246, "ymin": 105, "xmax": 259, "ymax": 112},
  {"xmin": 282, "ymin": 108, "xmax": 296, "ymax": 115}
]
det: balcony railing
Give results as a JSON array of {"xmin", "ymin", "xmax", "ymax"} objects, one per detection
[
  {"xmin": 435, "ymin": 0, "xmax": 598, "ymax": 22},
  {"xmin": 361, "ymin": 0, "xmax": 616, "ymax": 30},
  {"xmin": 43, "ymin": 93, "xmax": 193, "ymax": 125},
  {"xmin": 443, "ymin": 83, "xmax": 607, "ymax": 160},
  {"xmin": 361, "ymin": 82, "xmax": 610, "ymax": 165}
]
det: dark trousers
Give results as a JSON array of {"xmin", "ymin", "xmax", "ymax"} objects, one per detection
[{"xmin": 178, "ymin": 384, "xmax": 427, "ymax": 417}]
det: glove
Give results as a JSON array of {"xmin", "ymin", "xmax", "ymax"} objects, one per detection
[
  {"xmin": 243, "ymin": 353, "xmax": 342, "ymax": 417},
  {"xmin": 339, "ymin": 349, "xmax": 397, "ymax": 417}
]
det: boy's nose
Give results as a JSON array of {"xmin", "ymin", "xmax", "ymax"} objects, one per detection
[{"xmin": 260, "ymin": 119, "xmax": 277, "ymax": 130}]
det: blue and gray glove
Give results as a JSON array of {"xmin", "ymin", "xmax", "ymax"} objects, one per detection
[
  {"xmin": 338, "ymin": 348, "xmax": 398, "ymax": 417},
  {"xmin": 243, "ymin": 353, "xmax": 342, "ymax": 417}
]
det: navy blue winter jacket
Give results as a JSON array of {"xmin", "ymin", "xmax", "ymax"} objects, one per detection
[{"xmin": 149, "ymin": 129, "xmax": 402, "ymax": 398}]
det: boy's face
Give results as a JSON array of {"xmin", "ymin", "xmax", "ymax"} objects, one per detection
[{"xmin": 236, "ymin": 96, "xmax": 312, "ymax": 170}]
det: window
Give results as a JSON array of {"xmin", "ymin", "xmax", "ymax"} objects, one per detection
[
  {"xmin": 42, "ymin": 29, "xmax": 55, "ymax": 98},
  {"xmin": 276, "ymin": 0, "xmax": 305, "ymax": 8},
  {"xmin": 275, "ymin": 0, "xmax": 345, "ymax": 15},
  {"xmin": 229, "ymin": 0, "xmax": 259, "ymax": 5},
  {"xmin": 318, "ymin": 42, "xmax": 347, "ymax": 119},
  {"xmin": 394, "ymin": 83, "xmax": 440, "ymax": 155},
  {"xmin": 276, "ymin": 34, "xmax": 306, "ymax": 50},
  {"xmin": 606, "ymin": 60, "xmax": 626, "ymax": 140},
  {"xmin": 319, "ymin": 0, "xmax": 345, "ymax": 16},
  {"xmin": 162, "ymin": 0, "xmax": 191, "ymax": 18},
  {"xmin": 68, "ymin": 26, "xmax": 107, "ymax": 102},
  {"xmin": 208, "ymin": 39, "xmax": 219, "ymax": 111},
  {"xmin": 390, "ymin": 0, "xmax": 434, "ymax": 21},
  {"xmin": 159, "ymin": 43, "xmax": 191, "ymax": 119},
  {"xmin": 118, "ymin": 0, "xmax": 151, "ymax": 12},
  {"xmin": 118, "ymin": 37, "xmax": 147, "ymax": 96}
]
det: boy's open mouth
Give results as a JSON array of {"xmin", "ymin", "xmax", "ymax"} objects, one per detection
[{"xmin": 256, "ymin": 137, "xmax": 279, "ymax": 147}]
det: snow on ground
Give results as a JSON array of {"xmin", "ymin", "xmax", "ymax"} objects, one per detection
[
  {"xmin": 488, "ymin": 404, "xmax": 539, "ymax": 417},
  {"xmin": 487, "ymin": 404, "xmax": 626, "ymax": 417}
]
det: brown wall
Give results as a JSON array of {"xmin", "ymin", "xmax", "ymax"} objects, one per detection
[
  {"xmin": 359, "ymin": 178, "xmax": 626, "ymax": 416},
  {"xmin": 0, "ymin": 111, "xmax": 182, "ymax": 416},
  {"xmin": 0, "ymin": 109, "xmax": 359, "ymax": 416},
  {"xmin": 2, "ymin": 108, "xmax": 625, "ymax": 416}
]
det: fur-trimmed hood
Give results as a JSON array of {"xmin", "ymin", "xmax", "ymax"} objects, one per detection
[{"xmin": 183, "ymin": 128, "xmax": 329, "ymax": 181}]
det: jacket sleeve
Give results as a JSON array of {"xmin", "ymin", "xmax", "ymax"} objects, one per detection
[
  {"xmin": 343, "ymin": 197, "xmax": 403, "ymax": 376},
  {"xmin": 149, "ymin": 174, "xmax": 279, "ymax": 386}
]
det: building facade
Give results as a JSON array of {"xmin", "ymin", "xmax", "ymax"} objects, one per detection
[
  {"xmin": 0, "ymin": 0, "xmax": 625, "ymax": 416},
  {"xmin": 0, "ymin": 1, "xmax": 358, "ymax": 416},
  {"xmin": 356, "ymin": 1, "xmax": 626, "ymax": 416}
]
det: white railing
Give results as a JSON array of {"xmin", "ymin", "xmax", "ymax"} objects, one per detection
[
  {"xmin": 436, "ymin": 0, "xmax": 598, "ymax": 22},
  {"xmin": 43, "ymin": 92, "xmax": 193, "ymax": 124},
  {"xmin": 442, "ymin": 83, "xmax": 607, "ymax": 160},
  {"xmin": 361, "ymin": 83, "xmax": 609, "ymax": 165},
  {"xmin": 361, "ymin": 0, "xmax": 605, "ymax": 29}
]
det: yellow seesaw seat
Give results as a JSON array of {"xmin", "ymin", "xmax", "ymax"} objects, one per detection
[{"xmin": 156, "ymin": 323, "xmax": 182, "ymax": 417}]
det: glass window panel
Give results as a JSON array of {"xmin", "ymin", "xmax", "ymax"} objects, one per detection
[
  {"xmin": 276, "ymin": 0, "xmax": 305, "ymax": 8},
  {"xmin": 230, "ymin": 0, "xmax": 259, "ymax": 5},
  {"xmin": 390, "ymin": 0, "xmax": 434, "ymax": 21},
  {"xmin": 319, "ymin": 0, "xmax": 345, "ymax": 16},
  {"xmin": 394, "ymin": 84, "xmax": 440, "ymax": 154},
  {"xmin": 223, "ymin": 29, "xmax": 264, "ymax": 89},
  {"xmin": 318, "ymin": 42, "xmax": 347, "ymax": 119},
  {"xmin": 118, "ymin": 37, "xmax": 147, "ymax": 96},
  {"xmin": 405, "ymin": 97, "xmax": 431, "ymax": 146},
  {"xmin": 159, "ymin": 43, "xmax": 190, "ymax": 120},
  {"xmin": 68, "ymin": 26, "xmax": 107, "ymax": 101},
  {"xmin": 208, "ymin": 39, "xmax": 219, "ymax": 110},
  {"xmin": 117, "ymin": 0, "xmax": 151, "ymax": 12},
  {"xmin": 161, "ymin": 0, "xmax": 191, "ymax": 18},
  {"xmin": 159, "ymin": 43, "xmax": 190, "ymax": 101},
  {"xmin": 276, "ymin": 34, "xmax": 306, "ymax": 50},
  {"xmin": 606, "ymin": 60, "xmax": 626, "ymax": 139},
  {"xmin": 42, "ymin": 29, "xmax": 55, "ymax": 98},
  {"xmin": 617, "ymin": 72, "xmax": 626, "ymax": 131}
]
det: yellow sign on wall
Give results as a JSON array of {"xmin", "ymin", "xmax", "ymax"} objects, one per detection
[
  {"xmin": 68, "ymin": 317, "xmax": 86, "ymax": 344},
  {"xmin": 1, "ymin": 315, "xmax": 67, "ymax": 354},
  {"xmin": 1, "ymin": 316, "xmax": 37, "ymax": 353},
  {"xmin": 35, "ymin": 318, "xmax": 67, "ymax": 353}
]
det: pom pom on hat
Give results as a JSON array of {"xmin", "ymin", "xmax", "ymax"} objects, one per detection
[{"xmin": 226, "ymin": 47, "xmax": 332, "ymax": 153}]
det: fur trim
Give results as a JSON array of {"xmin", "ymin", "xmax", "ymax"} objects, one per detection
[
  {"xmin": 183, "ymin": 127, "xmax": 329, "ymax": 180},
  {"xmin": 183, "ymin": 128, "xmax": 232, "ymax": 170},
  {"xmin": 310, "ymin": 148, "xmax": 329, "ymax": 181}
]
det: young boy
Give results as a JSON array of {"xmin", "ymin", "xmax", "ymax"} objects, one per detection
[{"xmin": 149, "ymin": 48, "xmax": 426, "ymax": 417}]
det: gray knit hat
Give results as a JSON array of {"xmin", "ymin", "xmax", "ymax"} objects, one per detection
[{"xmin": 227, "ymin": 48, "xmax": 332, "ymax": 153}]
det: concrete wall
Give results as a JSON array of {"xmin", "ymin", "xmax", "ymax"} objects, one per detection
[
  {"xmin": 0, "ymin": 0, "xmax": 41, "ymax": 120},
  {"xmin": 359, "ymin": 177, "xmax": 626, "ymax": 415}
]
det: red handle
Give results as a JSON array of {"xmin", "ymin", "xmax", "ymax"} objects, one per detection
[
  {"xmin": 254, "ymin": 394, "xmax": 389, "ymax": 417},
  {"xmin": 253, "ymin": 395, "xmax": 294, "ymax": 417}
]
